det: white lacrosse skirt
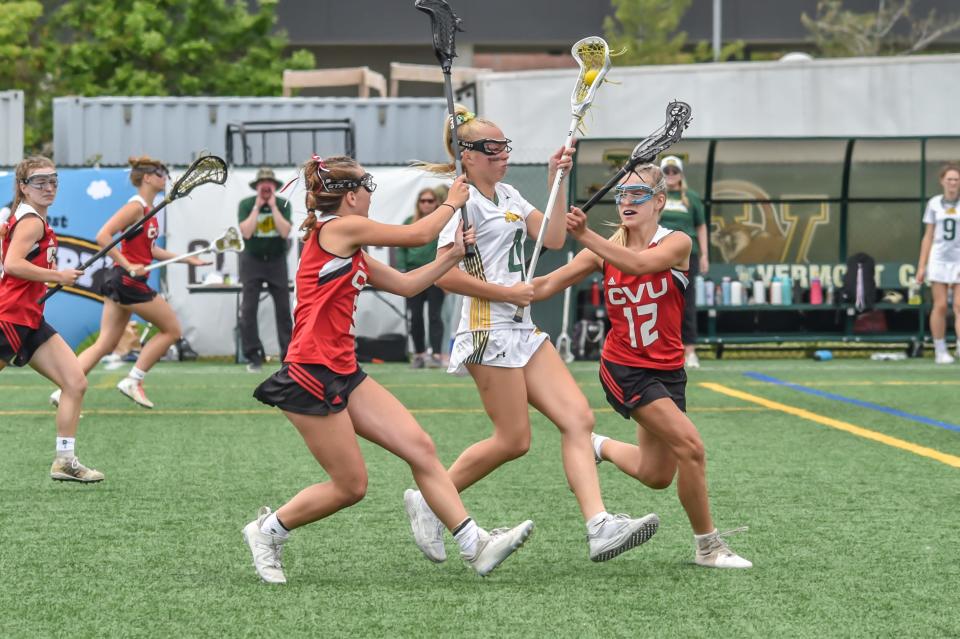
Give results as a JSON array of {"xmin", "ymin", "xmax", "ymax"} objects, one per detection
[
  {"xmin": 926, "ymin": 259, "xmax": 960, "ymax": 284},
  {"xmin": 447, "ymin": 328, "xmax": 550, "ymax": 376}
]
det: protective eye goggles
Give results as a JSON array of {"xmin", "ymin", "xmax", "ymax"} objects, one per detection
[
  {"xmin": 320, "ymin": 172, "xmax": 377, "ymax": 194},
  {"xmin": 458, "ymin": 138, "xmax": 512, "ymax": 156},
  {"xmin": 22, "ymin": 173, "xmax": 59, "ymax": 189},
  {"xmin": 614, "ymin": 181, "xmax": 665, "ymax": 206}
]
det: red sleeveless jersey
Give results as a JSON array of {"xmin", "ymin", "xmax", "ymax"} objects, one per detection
[
  {"xmin": 601, "ymin": 227, "xmax": 688, "ymax": 370},
  {"xmin": 119, "ymin": 195, "xmax": 158, "ymax": 265},
  {"xmin": 0, "ymin": 205, "xmax": 59, "ymax": 329},
  {"xmin": 285, "ymin": 215, "xmax": 368, "ymax": 373}
]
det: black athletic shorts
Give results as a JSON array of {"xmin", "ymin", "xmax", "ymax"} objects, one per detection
[
  {"xmin": 598, "ymin": 358, "xmax": 687, "ymax": 419},
  {"xmin": 253, "ymin": 362, "xmax": 368, "ymax": 416},
  {"xmin": 0, "ymin": 320, "xmax": 58, "ymax": 367},
  {"xmin": 101, "ymin": 266, "xmax": 157, "ymax": 305}
]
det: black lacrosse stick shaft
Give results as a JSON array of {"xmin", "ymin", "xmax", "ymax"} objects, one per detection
[
  {"xmin": 415, "ymin": 0, "xmax": 473, "ymax": 255},
  {"xmin": 38, "ymin": 199, "xmax": 170, "ymax": 304}
]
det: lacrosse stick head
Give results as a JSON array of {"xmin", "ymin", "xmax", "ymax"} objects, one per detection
[
  {"xmin": 570, "ymin": 37, "xmax": 612, "ymax": 119},
  {"xmin": 214, "ymin": 226, "xmax": 245, "ymax": 253},
  {"xmin": 414, "ymin": 0, "xmax": 464, "ymax": 72},
  {"xmin": 169, "ymin": 154, "xmax": 228, "ymax": 200},
  {"xmin": 627, "ymin": 101, "xmax": 693, "ymax": 168}
]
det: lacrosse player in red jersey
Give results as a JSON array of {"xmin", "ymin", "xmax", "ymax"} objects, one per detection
[
  {"xmin": 532, "ymin": 164, "xmax": 752, "ymax": 569},
  {"xmin": 49, "ymin": 156, "xmax": 209, "ymax": 410},
  {"xmin": 242, "ymin": 155, "xmax": 533, "ymax": 584},
  {"xmin": 402, "ymin": 105, "xmax": 659, "ymax": 565},
  {"xmin": 0, "ymin": 156, "xmax": 104, "ymax": 482}
]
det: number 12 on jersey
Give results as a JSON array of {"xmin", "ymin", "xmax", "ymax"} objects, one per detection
[{"xmin": 622, "ymin": 303, "xmax": 659, "ymax": 348}]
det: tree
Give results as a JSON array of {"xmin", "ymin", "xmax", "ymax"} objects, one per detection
[
  {"xmin": 604, "ymin": 0, "xmax": 692, "ymax": 65},
  {"xmin": 16, "ymin": 0, "xmax": 315, "ymax": 153},
  {"xmin": 603, "ymin": 0, "xmax": 743, "ymax": 65},
  {"xmin": 802, "ymin": 0, "xmax": 960, "ymax": 57},
  {"xmin": 0, "ymin": 2, "xmax": 46, "ymax": 150}
]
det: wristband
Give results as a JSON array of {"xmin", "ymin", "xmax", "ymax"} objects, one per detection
[{"xmin": 439, "ymin": 202, "xmax": 456, "ymax": 213}]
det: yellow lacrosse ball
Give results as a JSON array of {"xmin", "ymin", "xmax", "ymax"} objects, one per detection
[{"xmin": 584, "ymin": 69, "xmax": 599, "ymax": 86}]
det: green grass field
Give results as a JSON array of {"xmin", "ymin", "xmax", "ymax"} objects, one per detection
[{"xmin": 1, "ymin": 358, "xmax": 958, "ymax": 638}]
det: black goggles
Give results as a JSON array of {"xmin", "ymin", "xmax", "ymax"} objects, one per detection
[
  {"xmin": 458, "ymin": 138, "xmax": 512, "ymax": 156},
  {"xmin": 320, "ymin": 172, "xmax": 377, "ymax": 193}
]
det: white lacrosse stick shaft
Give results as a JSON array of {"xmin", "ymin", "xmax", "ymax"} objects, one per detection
[
  {"xmin": 555, "ymin": 251, "xmax": 575, "ymax": 363},
  {"xmin": 510, "ymin": 119, "xmax": 577, "ymax": 323},
  {"xmin": 143, "ymin": 245, "xmax": 211, "ymax": 272}
]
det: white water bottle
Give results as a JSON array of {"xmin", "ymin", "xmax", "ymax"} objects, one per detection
[
  {"xmin": 752, "ymin": 279, "xmax": 766, "ymax": 305},
  {"xmin": 770, "ymin": 280, "xmax": 783, "ymax": 305},
  {"xmin": 730, "ymin": 281, "xmax": 744, "ymax": 305},
  {"xmin": 695, "ymin": 275, "xmax": 705, "ymax": 306}
]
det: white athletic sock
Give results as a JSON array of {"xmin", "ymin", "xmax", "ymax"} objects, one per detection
[
  {"xmin": 592, "ymin": 434, "xmax": 609, "ymax": 461},
  {"xmin": 586, "ymin": 511, "xmax": 611, "ymax": 535},
  {"xmin": 694, "ymin": 529, "xmax": 719, "ymax": 547},
  {"xmin": 128, "ymin": 367, "xmax": 146, "ymax": 381},
  {"xmin": 453, "ymin": 518, "xmax": 480, "ymax": 558},
  {"xmin": 934, "ymin": 339, "xmax": 947, "ymax": 355},
  {"xmin": 260, "ymin": 512, "xmax": 290, "ymax": 540},
  {"xmin": 56, "ymin": 436, "xmax": 75, "ymax": 458}
]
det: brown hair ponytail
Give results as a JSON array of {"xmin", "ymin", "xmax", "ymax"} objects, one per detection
[{"xmin": 300, "ymin": 155, "xmax": 363, "ymax": 240}]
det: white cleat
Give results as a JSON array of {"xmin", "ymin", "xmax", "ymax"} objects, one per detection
[
  {"xmin": 117, "ymin": 377, "xmax": 154, "ymax": 408},
  {"xmin": 695, "ymin": 527, "xmax": 752, "ymax": 569},
  {"xmin": 403, "ymin": 489, "xmax": 446, "ymax": 563},
  {"xmin": 242, "ymin": 506, "xmax": 287, "ymax": 584},
  {"xmin": 50, "ymin": 388, "xmax": 61, "ymax": 407},
  {"xmin": 588, "ymin": 513, "xmax": 659, "ymax": 562},
  {"xmin": 685, "ymin": 351, "xmax": 701, "ymax": 369},
  {"xmin": 50, "ymin": 456, "xmax": 104, "ymax": 483},
  {"xmin": 463, "ymin": 520, "xmax": 534, "ymax": 577},
  {"xmin": 935, "ymin": 351, "xmax": 955, "ymax": 365}
]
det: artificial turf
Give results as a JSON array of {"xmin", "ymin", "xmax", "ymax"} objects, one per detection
[{"xmin": 1, "ymin": 358, "xmax": 957, "ymax": 638}]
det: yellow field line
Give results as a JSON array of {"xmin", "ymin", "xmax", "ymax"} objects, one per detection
[
  {"xmin": 699, "ymin": 382, "xmax": 960, "ymax": 469},
  {"xmin": 0, "ymin": 406, "xmax": 765, "ymax": 417}
]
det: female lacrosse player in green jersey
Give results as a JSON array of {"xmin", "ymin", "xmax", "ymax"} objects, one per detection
[
  {"xmin": 659, "ymin": 155, "xmax": 708, "ymax": 369},
  {"xmin": 402, "ymin": 105, "xmax": 659, "ymax": 564}
]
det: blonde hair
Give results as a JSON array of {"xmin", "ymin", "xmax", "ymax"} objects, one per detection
[
  {"xmin": 300, "ymin": 155, "xmax": 364, "ymax": 240},
  {"xmin": 608, "ymin": 164, "xmax": 667, "ymax": 247},
  {"xmin": 128, "ymin": 155, "xmax": 167, "ymax": 187},
  {"xmin": 414, "ymin": 104, "xmax": 499, "ymax": 176},
  {"xmin": 12, "ymin": 155, "xmax": 56, "ymax": 213},
  {"xmin": 413, "ymin": 187, "xmax": 440, "ymax": 222}
]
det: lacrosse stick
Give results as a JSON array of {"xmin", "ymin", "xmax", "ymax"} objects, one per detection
[
  {"xmin": 40, "ymin": 154, "xmax": 228, "ymax": 303},
  {"xmin": 512, "ymin": 36, "xmax": 613, "ymax": 322},
  {"xmin": 581, "ymin": 100, "xmax": 692, "ymax": 214},
  {"xmin": 555, "ymin": 251, "xmax": 575, "ymax": 363},
  {"xmin": 414, "ymin": 0, "xmax": 475, "ymax": 257},
  {"xmin": 143, "ymin": 226, "xmax": 244, "ymax": 272}
]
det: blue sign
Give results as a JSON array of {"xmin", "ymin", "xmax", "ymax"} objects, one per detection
[{"xmin": 0, "ymin": 168, "xmax": 162, "ymax": 348}]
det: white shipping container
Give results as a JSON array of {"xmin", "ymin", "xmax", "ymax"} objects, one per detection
[
  {"xmin": 53, "ymin": 96, "xmax": 449, "ymax": 166},
  {"xmin": 0, "ymin": 91, "xmax": 24, "ymax": 167}
]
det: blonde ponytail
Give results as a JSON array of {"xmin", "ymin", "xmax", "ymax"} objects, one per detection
[{"xmin": 412, "ymin": 104, "xmax": 498, "ymax": 176}]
